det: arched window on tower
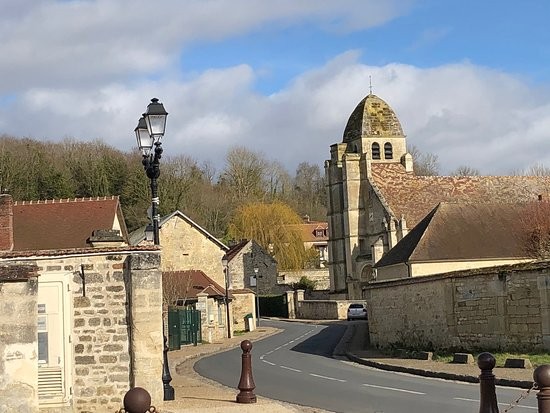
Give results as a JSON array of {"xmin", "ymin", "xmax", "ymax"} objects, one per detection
[
  {"xmin": 372, "ymin": 143, "xmax": 380, "ymax": 160},
  {"xmin": 384, "ymin": 143, "xmax": 393, "ymax": 159}
]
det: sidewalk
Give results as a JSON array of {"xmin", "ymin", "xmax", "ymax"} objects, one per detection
[
  {"xmin": 161, "ymin": 319, "xmax": 536, "ymax": 412},
  {"xmin": 162, "ymin": 325, "xmax": 333, "ymax": 413}
]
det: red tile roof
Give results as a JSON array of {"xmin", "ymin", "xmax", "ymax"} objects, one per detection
[
  {"xmin": 289, "ymin": 221, "xmax": 329, "ymax": 243},
  {"xmin": 370, "ymin": 163, "xmax": 550, "ymax": 228},
  {"xmin": 12, "ymin": 196, "xmax": 128, "ymax": 251},
  {"xmin": 163, "ymin": 270, "xmax": 231, "ymax": 300}
]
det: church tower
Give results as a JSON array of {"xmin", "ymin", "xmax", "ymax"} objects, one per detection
[{"xmin": 325, "ymin": 93, "xmax": 410, "ymax": 298}]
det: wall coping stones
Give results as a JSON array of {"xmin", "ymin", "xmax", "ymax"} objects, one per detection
[{"xmin": 0, "ymin": 263, "xmax": 38, "ymax": 281}]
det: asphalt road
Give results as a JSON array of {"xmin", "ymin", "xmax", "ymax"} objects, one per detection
[{"xmin": 195, "ymin": 320, "xmax": 538, "ymax": 413}]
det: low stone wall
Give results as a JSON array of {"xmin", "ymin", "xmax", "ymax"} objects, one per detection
[
  {"xmin": 288, "ymin": 290, "xmax": 365, "ymax": 320},
  {"xmin": 0, "ymin": 263, "xmax": 39, "ymax": 413},
  {"xmin": 279, "ymin": 269, "xmax": 330, "ymax": 290},
  {"xmin": 364, "ymin": 261, "xmax": 550, "ymax": 352}
]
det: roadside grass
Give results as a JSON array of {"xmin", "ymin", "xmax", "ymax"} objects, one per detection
[
  {"xmin": 433, "ymin": 352, "xmax": 550, "ymax": 367},
  {"xmin": 383, "ymin": 347, "xmax": 550, "ymax": 367}
]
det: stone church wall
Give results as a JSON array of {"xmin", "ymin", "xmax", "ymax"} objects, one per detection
[{"xmin": 364, "ymin": 261, "xmax": 550, "ymax": 352}]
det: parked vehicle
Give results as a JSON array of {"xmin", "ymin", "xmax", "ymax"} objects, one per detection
[{"xmin": 347, "ymin": 303, "xmax": 368, "ymax": 321}]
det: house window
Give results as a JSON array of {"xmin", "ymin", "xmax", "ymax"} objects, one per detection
[
  {"xmin": 315, "ymin": 229, "xmax": 324, "ymax": 237},
  {"xmin": 384, "ymin": 143, "xmax": 393, "ymax": 159},
  {"xmin": 218, "ymin": 302, "xmax": 224, "ymax": 326},
  {"xmin": 372, "ymin": 143, "xmax": 380, "ymax": 160}
]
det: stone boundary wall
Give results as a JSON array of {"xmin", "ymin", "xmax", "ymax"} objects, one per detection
[
  {"xmin": 364, "ymin": 261, "xmax": 550, "ymax": 352},
  {"xmin": 279, "ymin": 269, "xmax": 330, "ymax": 290},
  {"xmin": 0, "ymin": 263, "xmax": 39, "ymax": 413},
  {"xmin": 288, "ymin": 290, "xmax": 366, "ymax": 320}
]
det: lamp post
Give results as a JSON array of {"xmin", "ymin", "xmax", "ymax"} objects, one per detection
[
  {"xmin": 221, "ymin": 255, "xmax": 232, "ymax": 338},
  {"xmin": 253, "ymin": 267, "xmax": 260, "ymax": 327},
  {"xmin": 134, "ymin": 98, "xmax": 174, "ymax": 401},
  {"xmin": 134, "ymin": 98, "xmax": 168, "ymax": 245}
]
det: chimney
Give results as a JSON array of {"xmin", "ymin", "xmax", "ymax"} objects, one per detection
[
  {"xmin": 86, "ymin": 229, "xmax": 125, "ymax": 248},
  {"xmin": 0, "ymin": 194, "xmax": 14, "ymax": 251}
]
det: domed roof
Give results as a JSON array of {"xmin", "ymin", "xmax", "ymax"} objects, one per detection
[{"xmin": 343, "ymin": 94, "xmax": 404, "ymax": 143}]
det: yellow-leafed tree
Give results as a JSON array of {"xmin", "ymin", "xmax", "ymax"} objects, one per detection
[{"xmin": 228, "ymin": 201, "xmax": 314, "ymax": 270}]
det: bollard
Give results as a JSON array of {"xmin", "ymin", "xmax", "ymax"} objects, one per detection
[
  {"xmin": 534, "ymin": 364, "xmax": 550, "ymax": 413},
  {"xmin": 123, "ymin": 387, "xmax": 153, "ymax": 413},
  {"xmin": 236, "ymin": 339, "xmax": 257, "ymax": 403},
  {"xmin": 478, "ymin": 352, "xmax": 499, "ymax": 413}
]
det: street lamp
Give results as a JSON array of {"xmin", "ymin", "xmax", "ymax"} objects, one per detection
[
  {"xmin": 253, "ymin": 267, "xmax": 260, "ymax": 327},
  {"xmin": 134, "ymin": 98, "xmax": 173, "ymax": 401},
  {"xmin": 221, "ymin": 254, "xmax": 232, "ymax": 339},
  {"xmin": 134, "ymin": 98, "xmax": 168, "ymax": 245}
]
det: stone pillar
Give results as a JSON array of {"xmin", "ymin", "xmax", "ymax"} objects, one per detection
[
  {"xmin": 128, "ymin": 253, "xmax": 163, "ymax": 404},
  {"xmin": 0, "ymin": 194, "xmax": 13, "ymax": 251},
  {"xmin": 196, "ymin": 293, "xmax": 208, "ymax": 342},
  {"xmin": 286, "ymin": 291, "xmax": 296, "ymax": 319},
  {"xmin": 0, "ymin": 263, "xmax": 39, "ymax": 413}
]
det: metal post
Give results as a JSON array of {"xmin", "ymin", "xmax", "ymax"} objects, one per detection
[
  {"xmin": 254, "ymin": 267, "xmax": 260, "ymax": 327},
  {"xmin": 143, "ymin": 141, "xmax": 162, "ymax": 246},
  {"xmin": 534, "ymin": 365, "xmax": 550, "ymax": 413},
  {"xmin": 478, "ymin": 352, "xmax": 498, "ymax": 413},
  {"xmin": 236, "ymin": 340, "xmax": 257, "ymax": 404},
  {"xmin": 225, "ymin": 266, "xmax": 232, "ymax": 338},
  {"xmin": 122, "ymin": 387, "xmax": 155, "ymax": 413}
]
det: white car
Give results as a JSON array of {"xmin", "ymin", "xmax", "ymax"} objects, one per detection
[{"xmin": 347, "ymin": 303, "xmax": 368, "ymax": 321}]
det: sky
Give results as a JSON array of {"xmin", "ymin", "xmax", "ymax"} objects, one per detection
[{"xmin": 1, "ymin": 0, "xmax": 550, "ymax": 175}]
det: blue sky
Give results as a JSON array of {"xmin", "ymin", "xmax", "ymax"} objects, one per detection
[{"xmin": 1, "ymin": 0, "xmax": 550, "ymax": 175}]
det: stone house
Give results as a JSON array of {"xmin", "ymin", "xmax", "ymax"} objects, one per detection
[
  {"xmin": 163, "ymin": 269, "xmax": 232, "ymax": 343},
  {"xmin": 295, "ymin": 218, "xmax": 329, "ymax": 268},
  {"xmin": 130, "ymin": 211, "xmax": 256, "ymax": 334},
  {"xmin": 129, "ymin": 210, "xmax": 227, "ymax": 286},
  {"xmin": 325, "ymin": 93, "xmax": 550, "ymax": 299},
  {"xmin": 224, "ymin": 240, "xmax": 276, "ymax": 329},
  {"xmin": 0, "ymin": 194, "xmax": 163, "ymax": 413},
  {"xmin": 373, "ymin": 202, "xmax": 533, "ymax": 281}
]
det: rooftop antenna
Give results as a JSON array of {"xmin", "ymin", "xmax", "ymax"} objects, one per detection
[{"xmin": 369, "ymin": 75, "xmax": 373, "ymax": 95}]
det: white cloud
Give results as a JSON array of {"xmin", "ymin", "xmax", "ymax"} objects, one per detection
[{"xmin": 1, "ymin": 1, "xmax": 550, "ymax": 177}]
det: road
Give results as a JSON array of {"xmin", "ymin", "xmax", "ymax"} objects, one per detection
[{"xmin": 195, "ymin": 320, "xmax": 538, "ymax": 413}]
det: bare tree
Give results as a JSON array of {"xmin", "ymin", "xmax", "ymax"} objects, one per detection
[
  {"xmin": 407, "ymin": 145, "xmax": 440, "ymax": 176},
  {"xmin": 450, "ymin": 165, "xmax": 481, "ymax": 176}
]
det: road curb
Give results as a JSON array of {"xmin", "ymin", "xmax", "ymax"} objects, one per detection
[{"xmin": 345, "ymin": 352, "xmax": 534, "ymax": 389}]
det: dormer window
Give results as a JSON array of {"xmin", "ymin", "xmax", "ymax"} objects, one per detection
[
  {"xmin": 384, "ymin": 143, "xmax": 393, "ymax": 159},
  {"xmin": 315, "ymin": 229, "xmax": 324, "ymax": 237},
  {"xmin": 372, "ymin": 143, "xmax": 380, "ymax": 160}
]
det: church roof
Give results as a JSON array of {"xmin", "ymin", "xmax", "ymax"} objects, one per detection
[
  {"xmin": 343, "ymin": 94, "xmax": 404, "ymax": 143},
  {"xmin": 374, "ymin": 202, "xmax": 528, "ymax": 267},
  {"xmin": 370, "ymin": 163, "xmax": 550, "ymax": 228}
]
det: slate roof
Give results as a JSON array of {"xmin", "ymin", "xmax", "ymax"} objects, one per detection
[
  {"xmin": 163, "ymin": 269, "xmax": 231, "ymax": 300},
  {"xmin": 370, "ymin": 163, "xmax": 550, "ymax": 228},
  {"xmin": 13, "ymin": 196, "xmax": 128, "ymax": 251},
  {"xmin": 374, "ymin": 202, "xmax": 528, "ymax": 268},
  {"xmin": 129, "ymin": 210, "xmax": 228, "ymax": 250}
]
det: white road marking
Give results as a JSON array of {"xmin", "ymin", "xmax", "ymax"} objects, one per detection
[
  {"xmin": 309, "ymin": 373, "xmax": 347, "ymax": 383},
  {"xmin": 362, "ymin": 383, "xmax": 425, "ymax": 395},
  {"xmin": 262, "ymin": 360, "xmax": 276, "ymax": 366},
  {"xmin": 454, "ymin": 397, "xmax": 537, "ymax": 410},
  {"xmin": 280, "ymin": 365, "xmax": 302, "ymax": 373}
]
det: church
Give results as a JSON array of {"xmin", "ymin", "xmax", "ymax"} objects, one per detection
[{"xmin": 325, "ymin": 93, "xmax": 550, "ymax": 299}]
